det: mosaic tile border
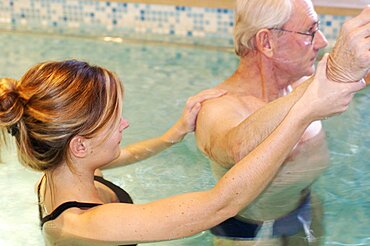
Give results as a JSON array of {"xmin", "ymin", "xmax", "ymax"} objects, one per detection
[{"xmin": 0, "ymin": 0, "xmax": 351, "ymax": 48}]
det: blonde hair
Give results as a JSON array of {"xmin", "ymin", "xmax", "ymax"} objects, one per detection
[
  {"xmin": 0, "ymin": 60, "xmax": 123, "ymax": 171},
  {"xmin": 234, "ymin": 0, "xmax": 293, "ymax": 56}
]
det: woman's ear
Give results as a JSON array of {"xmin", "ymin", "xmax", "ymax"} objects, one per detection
[
  {"xmin": 69, "ymin": 136, "xmax": 88, "ymax": 158},
  {"xmin": 255, "ymin": 29, "xmax": 274, "ymax": 58}
]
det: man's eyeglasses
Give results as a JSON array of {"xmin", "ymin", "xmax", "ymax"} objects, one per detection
[{"xmin": 270, "ymin": 21, "xmax": 320, "ymax": 45}]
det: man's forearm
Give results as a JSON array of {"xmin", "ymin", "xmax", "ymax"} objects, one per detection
[{"xmin": 226, "ymin": 77, "xmax": 312, "ymax": 163}]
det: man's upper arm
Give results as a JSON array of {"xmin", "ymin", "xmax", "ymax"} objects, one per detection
[
  {"xmin": 195, "ymin": 78, "xmax": 313, "ymax": 168},
  {"xmin": 195, "ymin": 96, "xmax": 254, "ymax": 167}
]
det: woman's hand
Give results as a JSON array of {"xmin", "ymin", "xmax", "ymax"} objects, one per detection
[
  {"xmin": 327, "ymin": 6, "xmax": 370, "ymax": 82},
  {"xmin": 163, "ymin": 88, "xmax": 227, "ymax": 143},
  {"xmin": 180, "ymin": 89, "xmax": 227, "ymax": 133}
]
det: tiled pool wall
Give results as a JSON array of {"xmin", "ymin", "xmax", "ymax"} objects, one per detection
[{"xmin": 0, "ymin": 0, "xmax": 351, "ymax": 48}]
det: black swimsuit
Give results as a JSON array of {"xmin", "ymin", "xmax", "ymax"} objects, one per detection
[{"xmin": 37, "ymin": 175, "xmax": 136, "ymax": 246}]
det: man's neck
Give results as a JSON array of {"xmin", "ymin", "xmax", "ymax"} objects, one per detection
[{"xmin": 225, "ymin": 53, "xmax": 295, "ymax": 102}]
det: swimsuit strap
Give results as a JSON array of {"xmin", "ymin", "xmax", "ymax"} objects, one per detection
[
  {"xmin": 40, "ymin": 201, "xmax": 101, "ymax": 227},
  {"xmin": 37, "ymin": 175, "xmax": 137, "ymax": 245},
  {"xmin": 94, "ymin": 176, "xmax": 133, "ymax": 204},
  {"xmin": 37, "ymin": 175, "xmax": 132, "ymax": 228}
]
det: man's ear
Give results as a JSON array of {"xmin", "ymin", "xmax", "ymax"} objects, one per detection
[
  {"xmin": 69, "ymin": 136, "xmax": 88, "ymax": 158},
  {"xmin": 255, "ymin": 29, "xmax": 274, "ymax": 58}
]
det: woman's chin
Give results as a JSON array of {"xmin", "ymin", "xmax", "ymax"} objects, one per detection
[{"xmin": 114, "ymin": 148, "xmax": 121, "ymax": 159}]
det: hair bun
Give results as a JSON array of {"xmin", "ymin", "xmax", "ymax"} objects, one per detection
[{"xmin": 0, "ymin": 78, "xmax": 24, "ymax": 129}]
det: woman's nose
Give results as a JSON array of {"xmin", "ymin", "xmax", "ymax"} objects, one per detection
[{"xmin": 119, "ymin": 118, "xmax": 129, "ymax": 131}]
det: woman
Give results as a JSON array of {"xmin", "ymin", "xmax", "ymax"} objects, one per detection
[{"xmin": 0, "ymin": 57, "xmax": 362, "ymax": 245}]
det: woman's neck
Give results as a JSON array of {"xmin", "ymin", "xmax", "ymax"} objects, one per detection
[{"xmin": 44, "ymin": 163, "xmax": 102, "ymax": 209}]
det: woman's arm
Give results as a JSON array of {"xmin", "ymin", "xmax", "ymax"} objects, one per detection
[
  {"xmin": 102, "ymin": 89, "xmax": 226, "ymax": 169},
  {"xmin": 48, "ymin": 81, "xmax": 314, "ymax": 245},
  {"xmin": 47, "ymin": 56, "xmax": 365, "ymax": 244}
]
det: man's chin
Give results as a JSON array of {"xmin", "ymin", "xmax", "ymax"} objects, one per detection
[{"xmin": 306, "ymin": 64, "xmax": 316, "ymax": 76}]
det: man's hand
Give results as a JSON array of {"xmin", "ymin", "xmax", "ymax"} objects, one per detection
[
  {"xmin": 327, "ymin": 6, "xmax": 370, "ymax": 82},
  {"xmin": 301, "ymin": 54, "xmax": 366, "ymax": 121}
]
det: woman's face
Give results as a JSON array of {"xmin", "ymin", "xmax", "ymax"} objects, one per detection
[{"xmin": 89, "ymin": 114, "xmax": 129, "ymax": 167}]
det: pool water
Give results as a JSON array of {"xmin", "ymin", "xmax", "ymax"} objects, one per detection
[{"xmin": 0, "ymin": 32, "xmax": 369, "ymax": 245}]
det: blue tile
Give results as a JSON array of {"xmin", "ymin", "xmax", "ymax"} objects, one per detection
[{"xmin": 0, "ymin": 0, "xmax": 344, "ymax": 47}]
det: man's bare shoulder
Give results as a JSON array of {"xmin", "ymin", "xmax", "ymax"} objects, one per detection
[
  {"xmin": 200, "ymin": 92, "xmax": 266, "ymax": 118},
  {"xmin": 196, "ymin": 91, "xmax": 267, "ymax": 140},
  {"xmin": 195, "ymin": 91, "xmax": 266, "ymax": 166},
  {"xmin": 202, "ymin": 93, "xmax": 240, "ymax": 108}
]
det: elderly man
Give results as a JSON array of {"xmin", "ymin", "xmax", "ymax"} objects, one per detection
[{"xmin": 195, "ymin": 0, "xmax": 370, "ymax": 244}]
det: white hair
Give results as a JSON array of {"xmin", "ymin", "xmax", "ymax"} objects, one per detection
[{"xmin": 234, "ymin": 0, "xmax": 294, "ymax": 56}]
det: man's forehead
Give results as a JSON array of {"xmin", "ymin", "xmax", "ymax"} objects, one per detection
[{"xmin": 286, "ymin": 0, "xmax": 318, "ymax": 27}]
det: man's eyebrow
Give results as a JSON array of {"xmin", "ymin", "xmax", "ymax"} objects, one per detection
[{"xmin": 307, "ymin": 20, "xmax": 319, "ymax": 31}]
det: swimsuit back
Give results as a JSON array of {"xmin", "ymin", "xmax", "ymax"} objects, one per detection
[{"xmin": 37, "ymin": 175, "xmax": 136, "ymax": 246}]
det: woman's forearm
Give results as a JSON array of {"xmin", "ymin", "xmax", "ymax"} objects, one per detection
[
  {"xmin": 102, "ymin": 89, "xmax": 227, "ymax": 170},
  {"xmin": 102, "ymin": 121, "xmax": 186, "ymax": 169},
  {"xmin": 211, "ymin": 102, "xmax": 311, "ymax": 213}
]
